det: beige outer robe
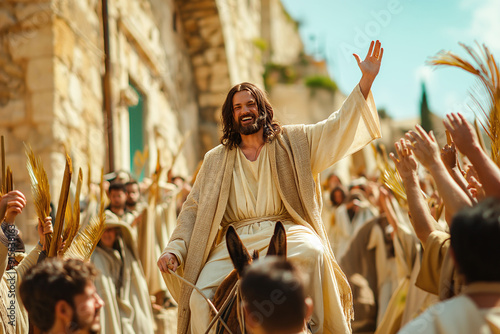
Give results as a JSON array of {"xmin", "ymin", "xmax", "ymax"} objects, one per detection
[{"xmin": 162, "ymin": 85, "xmax": 381, "ymax": 334}]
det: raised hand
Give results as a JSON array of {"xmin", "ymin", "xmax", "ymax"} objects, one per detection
[
  {"xmin": 443, "ymin": 113, "xmax": 480, "ymax": 155},
  {"xmin": 441, "ymin": 143, "xmax": 458, "ymax": 171},
  {"xmin": 467, "ymin": 176, "xmax": 485, "ymax": 201},
  {"xmin": 37, "ymin": 217, "xmax": 53, "ymax": 250},
  {"xmin": 1, "ymin": 190, "xmax": 27, "ymax": 224},
  {"xmin": 406, "ymin": 124, "xmax": 441, "ymax": 170},
  {"xmin": 390, "ymin": 138, "xmax": 418, "ymax": 180},
  {"xmin": 354, "ymin": 40, "xmax": 383, "ymax": 99}
]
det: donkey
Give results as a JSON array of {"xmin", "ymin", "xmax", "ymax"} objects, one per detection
[{"xmin": 211, "ymin": 221, "xmax": 287, "ymax": 334}]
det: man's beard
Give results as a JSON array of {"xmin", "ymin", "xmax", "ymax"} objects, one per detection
[
  {"xmin": 126, "ymin": 199, "xmax": 137, "ymax": 207},
  {"xmin": 234, "ymin": 113, "xmax": 266, "ymax": 135},
  {"xmin": 69, "ymin": 308, "xmax": 101, "ymax": 334}
]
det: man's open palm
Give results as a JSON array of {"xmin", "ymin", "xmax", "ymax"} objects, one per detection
[{"xmin": 354, "ymin": 40, "xmax": 383, "ymax": 79}]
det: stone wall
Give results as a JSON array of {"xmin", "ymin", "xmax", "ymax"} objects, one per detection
[
  {"xmin": 261, "ymin": 0, "xmax": 303, "ymax": 66},
  {"xmin": 0, "ymin": 0, "xmax": 202, "ymax": 243},
  {"xmin": 0, "ymin": 0, "xmax": 60, "ymax": 242},
  {"xmin": 0, "ymin": 0, "xmax": 351, "ymax": 243}
]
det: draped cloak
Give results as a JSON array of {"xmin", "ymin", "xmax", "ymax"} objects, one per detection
[{"xmin": 161, "ymin": 85, "xmax": 381, "ymax": 334}]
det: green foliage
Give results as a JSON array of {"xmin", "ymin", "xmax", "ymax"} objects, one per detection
[
  {"xmin": 378, "ymin": 108, "xmax": 390, "ymax": 119},
  {"xmin": 252, "ymin": 38, "xmax": 268, "ymax": 51},
  {"xmin": 263, "ymin": 63, "xmax": 297, "ymax": 90},
  {"xmin": 304, "ymin": 75, "xmax": 338, "ymax": 93},
  {"xmin": 420, "ymin": 82, "xmax": 433, "ymax": 132}
]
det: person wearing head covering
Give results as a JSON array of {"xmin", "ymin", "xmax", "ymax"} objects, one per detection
[{"xmin": 91, "ymin": 214, "xmax": 154, "ymax": 334}]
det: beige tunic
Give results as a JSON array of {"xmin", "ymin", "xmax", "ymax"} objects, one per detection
[{"xmin": 190, "ymin": 145, "xmax": 331, "ymax": 333}]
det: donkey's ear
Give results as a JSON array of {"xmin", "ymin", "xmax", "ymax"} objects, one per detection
[
  {"xmin": 226, "ymin": 226, "xmax": 252, "ymax": 277},
  {"xmin": 267, "ymin": 221, "xmax": 287, "ymax": 257}
]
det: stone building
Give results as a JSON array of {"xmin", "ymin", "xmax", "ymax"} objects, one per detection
[{"xmin": 0, "ymin": 0, "xmax": 327, "ymax": 242}]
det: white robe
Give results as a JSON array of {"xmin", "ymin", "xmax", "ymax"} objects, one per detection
[{"xmin": 398, "ymin": 284, "xmax": 500, "ymax": 334}]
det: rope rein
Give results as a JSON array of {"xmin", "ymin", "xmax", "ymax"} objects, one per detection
[{"xmin": 167, "ymin": 268, "xmax": 236, "ymax": 334}]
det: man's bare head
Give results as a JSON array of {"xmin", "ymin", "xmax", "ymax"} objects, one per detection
[
  {"xmin": 240, "ymin": 257, "xmax": 313, "ymax": 334},
  {"xmin": 220, "ymin": 82, "xmax": 281, "ymax": 149}
]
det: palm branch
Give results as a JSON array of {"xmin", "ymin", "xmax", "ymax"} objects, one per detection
[
  {"xmin": 48, "ymin": 154, "xmax": 73, "ymax": 257},
  {"xmin": 133, "ymin": 147, "xmax": 149, "ymax": 180},
  {"xmin": 64, "ymin": 169, "xmax": 106, "ymax": 261},
  {"xmin": 371, "ymin": 143, "xmax": 408, "ymax": 204},
  {"xmin": 428, "ymin": 42, "xmax": 500, "ymax": 166},
  {"xmin": 61, "ymin": 168, "xmax": 83, "ymax": 255},
  {"xmin": 25, "ymin": 145, "xmax": 52, "ymax": 247},
  {"xmin": 1, "ymin": 136, "xmax": 5, "ymax": 195},
  {"xmin": 5, "ymin": 166, "xmax": 13, "ymax": 193},
  {"xmin": 167, "ymin": 130, "xmax": 192, "ymax": 175}
]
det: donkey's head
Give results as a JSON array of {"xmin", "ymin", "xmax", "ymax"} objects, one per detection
[
  {"xmin": 226, "ymin": 221, "xmax": 287, "ymax": 278},
  {"xmin": 226, "ymin": 226, "xmax": 259, "ymax": 278}
]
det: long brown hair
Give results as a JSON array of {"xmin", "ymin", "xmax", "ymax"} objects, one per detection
[{"xmin": 220, "ymin": 82, "xmax": 281, "ymax": 149}]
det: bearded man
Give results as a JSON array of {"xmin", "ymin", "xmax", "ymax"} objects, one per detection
[
  {"xmin": 20, "ymin": 258, "xmax": 104, "ymax": 334},
  {"xmin": 158, "ymin": 40, "xmax": 383, "ymax": 334}
]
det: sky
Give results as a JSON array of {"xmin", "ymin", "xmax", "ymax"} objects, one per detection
[{"xmin": 281, "ymin": 0, "xmax": 500, "ymax": 120}]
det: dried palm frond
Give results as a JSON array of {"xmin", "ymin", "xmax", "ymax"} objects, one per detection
[
  {"xmin": 150, "ymin": 149, "xmax": 163, "ymax": 204},
  {"xmin": 428, "ymin": 42, "xmax": 500, "ymax": 166},
  {"xmin": 26, "ymin": 145, "xmax": 52, "ymax": 247},
  {"xmin": 64, "ymin": 169, "xmax": 106, "ymax": 261},
  {"xmin": 1, "ymin": 136, "xmax": 5, "ymax": 195},
  {"xmin": 371, "ymin": 143, "xmax": 408, "ymax": 204},
  {"xmin": 48, "ymin": 154, "xmax": 73, "ymax": 258},
  {"xmin": 371, "ymin": 143, "xmax": 386, "ymax": 172},
  {"xmin": 474, "ymin": 118, "xmax": 487, "ymax": 152},
  {"xmin": 5, "ymin": 166, "xmax": 13, "ymax": 193},
  {"xmin": 382, "ymin": 168, "xmax": 407, "ymax": 203},
  {"xmin": 445, "ymin": 130, "xmax": 452, "ymax": 145},
  {"xmin": 167, "ymin": 131, "xmax": 192, "ymax": 175},
  {"xmin": 133, "ymin": 147, "xmax": 149, "ymax": 180},
  {"xmin": 61, "ymin": 168, "xmax": 83, "ymax": 255},
  {"xmin": 87, "ymin": 161, "xmax": 93, "ymax": 198}
]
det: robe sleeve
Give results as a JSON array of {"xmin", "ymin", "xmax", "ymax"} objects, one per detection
[
  {"xmin": 0, "ymin": 242, "xmax": 6, "ymax": 279},
  {"xmin": 0, "ymin": 222, "xmax": 19, "ymax": 278},
  {"xmin": 415, "ymin": 230, "xmax": 450, "ymax": 295},
  {"xmin": 15, "ymin": 244, "xmax": 42, "ymax": 281},
  {"xmin": 305, "ymin": 84, "xmax": 381, "ymax": 174}
]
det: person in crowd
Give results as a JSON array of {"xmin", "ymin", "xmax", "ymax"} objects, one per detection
[
  {"xmin": 19, "ymin": 258, "xmax": 104, "ymax": 334},
  {"xmin": 91, "ymin": 215, "xmax": 155, "ymax": 334},
  {"xmin": 0, "ymin": 190, "xmax": 53, "ymax": 334},
  {"xmin": 159, "ymin": 40, "xmax": 383, "ymax": 333},
  {"xmin": 240, "ymin": 257, "xmax": 313, "ymax": 334},
  {"xmin": 106, "ymin": 183, "xmax": 135, "ymax": 225},
  {"xmin": 399, "ymin": 197, "xmax": 500, "ymax": 334}
]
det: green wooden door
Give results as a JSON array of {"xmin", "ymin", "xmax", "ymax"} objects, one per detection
[{"xmin": 128, "ymin": 84, "xmax": 144, "ymax": 179}]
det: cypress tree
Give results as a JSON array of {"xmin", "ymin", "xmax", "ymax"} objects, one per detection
[{"xmin": 420, "ymin": 82, "xmax": 433, "ymax": 132}]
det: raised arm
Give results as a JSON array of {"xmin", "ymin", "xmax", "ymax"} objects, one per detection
[
  {"xmin": 406, "ymin": 124, "xmax": 472, "ymax": 222},
  {"xmin": 353, "ymin": 40, "xmax": 384, "ymax": 99},
  {"xmin": 444, "ymin": 112, "xmax": 500, "ymax": 198},
  {"xmin": 440, "ymin": 143, "xmax": 475, "ymax": 202},
  {"xmin": 0, "ymin": 191, "xmax": 27, "ymax": 276},
  {"xmin": 390, "ymin": 138, "xmax": 436, "ymax": 244}
]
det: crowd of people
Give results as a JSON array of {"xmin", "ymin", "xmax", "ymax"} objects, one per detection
[
  {"xmin": 317, "ymin": 113, "xmax": 500, "ymax": 333},
  {"xmin": 0, "ymin": 168, "xmax": 192, "ymax": 334},
  {"xmin": 1, "ymin": 38, "xmax": 499, "ymax": 334}
]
